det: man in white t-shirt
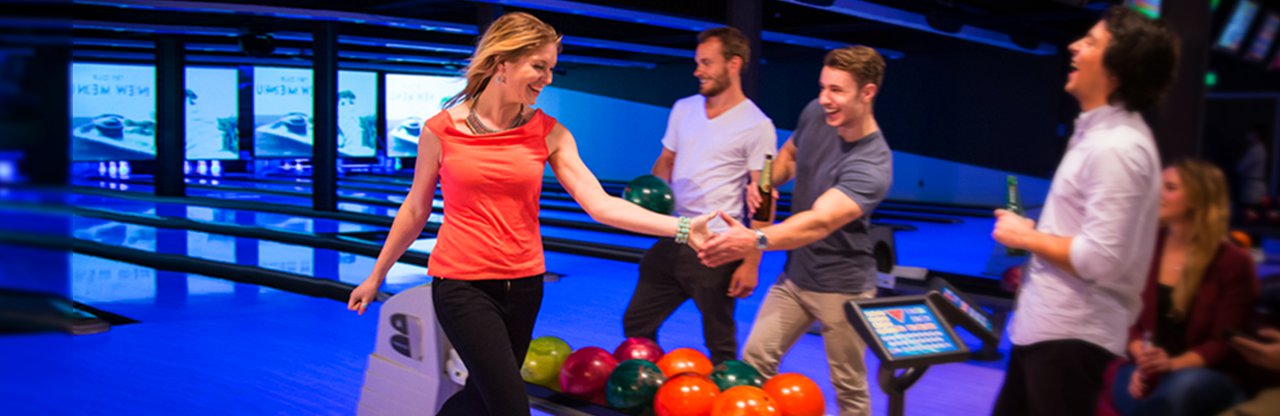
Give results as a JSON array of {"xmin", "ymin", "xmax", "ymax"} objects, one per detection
[{"xmin": 622, "ymin": 26, "xmax": 776, "ymax": 363}]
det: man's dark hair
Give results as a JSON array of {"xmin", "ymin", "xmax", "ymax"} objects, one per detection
[{"xmin": 1102, "ymin": 6, "xmax": 1180, "ymax": 112}]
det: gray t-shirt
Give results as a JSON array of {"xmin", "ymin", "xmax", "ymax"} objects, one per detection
[{"xmin": 784, "ymin": 99, "xmax": 893, "ymax": 294}]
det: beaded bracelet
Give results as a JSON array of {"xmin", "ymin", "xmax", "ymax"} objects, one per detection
[{"xmin": 674, "ymin": 216, "xmax": 691, "ymax": 244}]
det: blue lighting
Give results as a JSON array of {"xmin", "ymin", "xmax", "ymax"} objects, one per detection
[
  {"xmin": 557, "ymin": 55, "xmax": 657, "ymax": 69},
  {"xmin": 561, "ymin": 35, "xmax": 692, "ymax": 59},
  {"xmin": 779, "ymin": 0, "xmax": 1057, "ymax": 56},
  {"xmin": 468, "ymin": 0, "xmax": 906, "ymax": 59}
]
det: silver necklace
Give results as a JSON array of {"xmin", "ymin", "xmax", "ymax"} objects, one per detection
[{"xmin": 466, "ymin": 103, "xmax": 527, "ymax": 134}]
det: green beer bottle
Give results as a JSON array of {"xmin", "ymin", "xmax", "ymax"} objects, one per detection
[{"xmin": 1006, "ymin": 175, "xmax": 1027, "ymax": 256}]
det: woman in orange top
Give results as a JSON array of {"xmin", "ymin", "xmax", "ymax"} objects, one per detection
[{"xmin": 346, "ymin": 12, "xmax": 712, "ymax": 415}]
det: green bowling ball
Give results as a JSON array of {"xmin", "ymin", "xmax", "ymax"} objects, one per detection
[
  {"xmin": 605, "ymin": 359, "xmax": 666, "ymax": 411},
  {"xmin": 709, "ymin": 360, "xmax": 764, "ymax": 391},
  {"xmin": 522, "ymin": 336, "xmax": 572, "ymax": 389},
  {"xmin": 622, "ymin": 175, "xmax": 675, "ymax": 215}
]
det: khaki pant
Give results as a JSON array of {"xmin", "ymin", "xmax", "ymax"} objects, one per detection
[
  {"xmin": 1218, "ymin": 387, "xmax": 1280, "ymax": 416},
  {"xmin": 742, "ymin": 278, "xmax": 876, "ymax": 416}
]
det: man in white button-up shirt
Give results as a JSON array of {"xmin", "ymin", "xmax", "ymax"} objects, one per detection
[{"xmin": 990, "ymin": 7, "xmax": 1180, "ymax": 416}]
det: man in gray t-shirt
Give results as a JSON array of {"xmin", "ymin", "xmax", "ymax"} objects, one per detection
[
  {"xmin": 786, "ymin": 100, "xmax": 891, "ymax": 295},
  {"xmin": 700, "ymin": 46, "xmax": 891, "ymax": 416}
]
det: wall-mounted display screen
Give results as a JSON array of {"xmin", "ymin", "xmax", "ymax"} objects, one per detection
[
  {"xmin": 385, "ymin": 73, "xmax": 462, "ymax": 157},
  {"xmin": 253, "ymin": 67, "xmax": 378, "ymax": 158},
  {"xmin": 185, "ymin": 66, "xmax": 239, "ymax": 160},
  {"xmin": 72, "ymin": 62, "xmax": 156, "ymax": 161},
  {"xmin": 253, "ymin": 66, "xmax": 313, "ymax": 158},
  {"xmin": 338, "ymin": 70, "xmax": 377, "ymax": 158}
]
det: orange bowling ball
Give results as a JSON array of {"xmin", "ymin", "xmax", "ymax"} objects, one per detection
[
  {"xmin": 657, "ymin": 348, "xmax": 713, "ymax": 378},
  {"xmin": 1230, "ymin": 230, "xmax": 1253, "ymax": 249},
  {"xmin": 762, "ymin": 373, "xmax": 824, "ymax": 416},
  {"xmin": 712, "ymin": 385, "xmax": 779, "ymax": 416},
  {"xmin": 655, "ymin": 373, "xmax": 721, "ymax": 416}
]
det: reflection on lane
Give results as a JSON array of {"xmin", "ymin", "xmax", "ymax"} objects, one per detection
[{"xmin": 69, "ymin": 216, "xmax": 432, "ymax": 293}]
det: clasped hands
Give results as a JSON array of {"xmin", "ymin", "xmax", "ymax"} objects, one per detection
[{"xmin": 688, "ymin": 185, "xmax": 776, "ymax": 268}]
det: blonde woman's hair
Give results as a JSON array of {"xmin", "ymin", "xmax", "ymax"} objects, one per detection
[
  {"xmin": 443, "ymin": 12, "xmax": 561, "ymax": 109},
  {"xmin": 1168, "ymin": 159, "xmax": 1231, "ymax": 321}
]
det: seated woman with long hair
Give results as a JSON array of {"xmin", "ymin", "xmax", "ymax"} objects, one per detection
[{"xmin": 1106, "ymin": 159, "xmax": 1259, "ymax": 416}]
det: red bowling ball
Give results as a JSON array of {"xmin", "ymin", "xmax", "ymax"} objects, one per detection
[
  {"xmin": 559, "ymin": 346, "xmax": 619, "ymax": 400},
  {"xmin": 614, "ymin": 337, "xmax": 665, "ymax": 363}
]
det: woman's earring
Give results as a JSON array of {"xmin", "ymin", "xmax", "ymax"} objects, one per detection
[{"xmin": 497, "ymin": 75, "xmax": 505, "ymax": 84}]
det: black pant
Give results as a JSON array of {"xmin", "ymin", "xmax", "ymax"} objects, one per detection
[
  {"xmin": 622, "ymin": 238, "xmax": 742, "ymax": 364},
  {"xmin": 432, "ymin": 275, "xmax": 543, "ymax": 416},
  {"xmin": 993, "ymin": 339, "xmax": 1117, "ymax": 416}
]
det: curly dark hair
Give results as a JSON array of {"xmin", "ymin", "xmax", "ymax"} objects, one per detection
[{"xmin": 1102, "ymin": 6, "xmax": 1180, "ymax": 112}]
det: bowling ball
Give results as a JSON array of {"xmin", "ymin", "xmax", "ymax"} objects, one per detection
[
  {"xmin": 623, "ymin": 174, "xmax": 675, "ymax": 215},
  {"xmin": 1001, "ymin": 264, "xmax": 1023, "ymax": 294},
  {"xmin": 605, "ymin": 359, "xmax": 667, "ymax": 411},
  {"xmin": 710, "ymin": 360, "xmax": 764, "ymax": 391},
  {"xmin": 761, "ymin": 373, "xmax": 824, "ymax": 416},
  {"xmin": 614, "ymin": 337, "xmax": 664, "ymax": 363},
  {"xmin": 522, "ymin": 335, "xmax": 572, "ymax": 389},
  {"xmin": 560, "ymin": 346, "xmax": 619, "ymax": 400},
  {"xmin": 654, "ymin": 372, "xmax": 721, "ymax": 416},
  {"xmin": 1230, "ymin": 230, "xmax": 1253, "ymax": 249},
  {"xmin": 1245, "ymin": 208, "xmax": 1261, "ymax": 224},
  {"xmin": 712, "ymin": 385, "xmax": 779, "ymax": 416},
  {"xmin": 656, "ymin": 348, "xmax": 713, "ymax": 378}
]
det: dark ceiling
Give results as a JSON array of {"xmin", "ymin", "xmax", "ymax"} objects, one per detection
[{"xmin": 61, "ymin": 0, "xmax": 1118, "ymax": 71}]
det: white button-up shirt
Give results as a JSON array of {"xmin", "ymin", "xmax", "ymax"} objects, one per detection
[{"xmin": 1008, "ymin": 104, "xmax": 1162, "ymax": 356}]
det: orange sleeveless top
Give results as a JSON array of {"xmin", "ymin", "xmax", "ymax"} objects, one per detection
[{"xmin": 424, "ymin": 109, "xmax": 556, "ymax": 280}]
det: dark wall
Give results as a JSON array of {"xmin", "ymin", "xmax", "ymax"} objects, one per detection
[
  {"xmin": 0, "ymin": 14, "xmax": 71, "ymax": 186},
  {"xmin": 554, "ymin": 41, "xmax": 1072, "ymax": 178},
  {"xmin": 871, "ymin": 45, "xmax": 1071, "ymax": 178}
]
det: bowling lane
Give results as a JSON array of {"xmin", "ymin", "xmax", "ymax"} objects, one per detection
[
  {"xmin": 80, "ymin": 178, "xmax": 659, "ymax": 251},
  {"xmin": 67, "ymin": 193, "xmax": 392, "ymax": 234},
  {"xmin": 68, "ymin": 214, "xmax": 432, "ymax": 293},
  {"xmin": 77, "ymin": 179, "xmax": 413, "ymax": 218},
  {"xmin": 879, "ymin": 214, "xmax": 1004, "ymax": 279},
  {"xmin": 0, "ymin": 252, "xmax": 380, "ymax": 415}
]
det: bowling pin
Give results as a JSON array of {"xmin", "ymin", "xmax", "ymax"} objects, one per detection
[
  {"xmin": 119, "ymin": 161, "xmax": 131, "ymax": 179},
  {"xmin": 184, "ymin": 160, "xmax": 192, "ymax": 175},
  {"xmin": 98, "ymin": 161, "xmax": 107, "ymax": 177},
  {"xmin": 108, "ymin": 161, "xmax": 118, "ymax": 179},
  {"xmin": 211, "ymin": 160, "xmax": 222, "ymax": 177},
  {"xmin": 197, "ymin": 160, "xmax": 208, "ymax": 176},
  {"xmin": 0, "ymin": 160, "xmax": 13, "ymax": 183}
]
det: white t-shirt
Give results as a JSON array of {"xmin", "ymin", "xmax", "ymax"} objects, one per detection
[
  {"xmin": 1009, "ymin": 104, "xmax": 1161, "ymax": 356},
  {"xmin": 662, "ymin": 95, "xmax": 776, "ymax": 230}
]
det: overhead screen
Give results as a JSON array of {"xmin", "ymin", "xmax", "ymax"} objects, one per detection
[
  {"xmin": 1125, "ymin": 0, "xmax": 1161, "ymax": 19},
  {"xmin": 1246, "ymin": 12, "xmax": 1280, "ymax": 62},
  {"xmin": 385, "ymin": 73, "xmax": 463, "ymax": 157},
  {"xmin": 71, "ymin": 62, "xmax": 156, "ymax": 161},
  {"xmin": 1217, "ymin": 0, "xmax": 1260, "ymax": 53},
  {"xmin": 253, "ymin": 67, "xmax": 378, "ymax": 158},
  {"xmin": 185, "ymin": 66, "xmax": 239, "ymax": 160}
]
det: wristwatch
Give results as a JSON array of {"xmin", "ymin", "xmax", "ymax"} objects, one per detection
[{"xmin": 754, "ymin": 230, "xmax": 768, "ymax": 250}]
